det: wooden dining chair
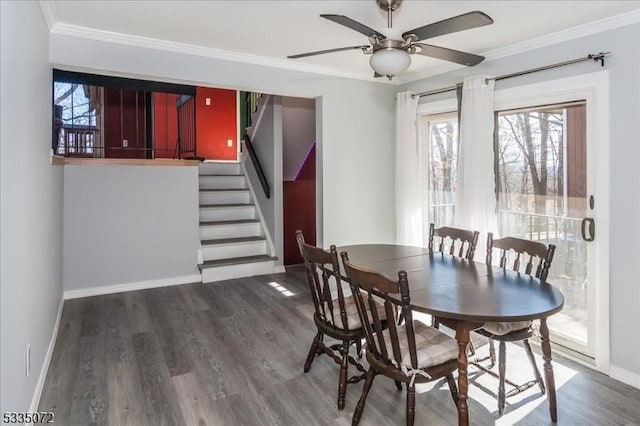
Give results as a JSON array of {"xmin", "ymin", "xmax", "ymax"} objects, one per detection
[
  {"xmin": 296, "ymin": 230, "xmax": 374, "ymax": 410},
  {"xmin": 428, "ymin": 223, "xmax": 480, "ymax": 260},
  {"xmin": 341, "ymin": 251, "xmax": 460, "ymax": 426},
  {"xmin": 474, "ymin": 233, "xmax": 556, "ymax": 415}
]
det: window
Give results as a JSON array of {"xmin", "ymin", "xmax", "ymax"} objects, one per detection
[
  {"xmin": 54, "ymin": 83, "xmax": 99, "ymax": 156},
  {"xmin": 425, "ymin": 111, "xmax": 458, "ymax": 226},
  {"xmin": 54, "ymin": 83, "xmax": 97, "ymax": 127},
  {"xmin": 52, "ymin": 69, "xmax": 196, "ymax": 159},
  {"xmin": 496, "ymin": 102, "xmax": 586, "ymax": 218}
]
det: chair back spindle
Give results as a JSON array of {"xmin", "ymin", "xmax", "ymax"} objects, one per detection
[
  {"xmin": 296, "ymin": 230, "xmax": 351, "ymax": 330},
  {"xmin": 341, "ymin": 252, "xmax": 420, "ymax": 372},
  {"xmin": 428, "ymin": 223, "xmax": 480, "ymax": 260},
  {"xmin": 486, "ymin": 233, "xmax": 556, "ymax": 282}
]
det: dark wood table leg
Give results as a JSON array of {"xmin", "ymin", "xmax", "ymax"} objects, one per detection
[
  {"xmin": 455, "ymin": 322, "xmax": 471, "ymax": 426},
  {"xmin": 539, "ymin": 318, "xmax": 558, "ymax": 422}
]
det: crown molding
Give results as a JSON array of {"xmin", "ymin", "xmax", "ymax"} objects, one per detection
[
  {"xmin": 38, "ymin": 0, "xmax": 57, "ymax": 32},
  {"xmin": 50, "ymin": 22, "xmax": 383, "ymax": 83},
  {"xmin": 47, "ymin": 8, "xmax": 638, "ymax": 86},
  {"xmin": 398, "ymin": 9, "xmax": 640, "ymax": 84},
  {"xmin": 484, "ymin": 9, "xmax": 640, "ymax": 62}
]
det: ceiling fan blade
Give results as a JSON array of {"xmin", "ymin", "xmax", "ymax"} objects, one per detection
[
  {"xmin": 321, "ymin": 14, "xmax": 386, "ymax": 39},
  {"xmin": 402, "ymin": 11, "xmax": 493, "ymax": 42},
  {"xmin": 413, "ymin": 43, "xmax": 485, "ymax": 66},
  {"xmin": 288, "ymin": 45, "xmax": 369, "ymax": 59}
]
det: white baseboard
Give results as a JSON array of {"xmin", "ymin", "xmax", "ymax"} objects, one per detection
[
  {"xmin": 63, "ymin": 274, "xmax": 202, "ymax": 299},
  {"xmin": 610, "ymin": 365, "xmax": 640, "ymax": 389},
  {"xmin": 274, "ymin": 265, "xmax": 286, "ymax": 273},
  {"xmin": 28, "ymin": 296, "xmax": 64, "ymax": 416}
]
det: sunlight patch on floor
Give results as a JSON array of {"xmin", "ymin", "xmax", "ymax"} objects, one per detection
[
  {"xmin": 268, "ymin": 281, "xmax": 295, "ymax": 296},
  {"xmin": 416, "ymin": 341, "xmax": 578, "ymax": 423}
]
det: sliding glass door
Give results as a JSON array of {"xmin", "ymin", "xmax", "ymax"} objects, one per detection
[{"xmin": 495, "ymin": 101, "xmax": 595, "ymax": 358}]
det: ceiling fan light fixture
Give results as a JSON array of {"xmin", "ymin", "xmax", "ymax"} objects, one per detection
[{"xmin": 369, "ymin": 48, "xmax": 411, "ymax": 78}]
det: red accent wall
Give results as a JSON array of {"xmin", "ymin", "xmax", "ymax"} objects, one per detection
[
  {"xmin": 104, "ymin": 87, "xmax": 147, "ymax": 158},
  {"xmin": 195, "ymin": 87, "xmax": 237, "ymax": 160},
  {"xmin": 283, "ymin": 146, "xmax": 316, "ymax": 265},
  {"xmin": 153, "ymin": 93, "xmax": 179, "ymax": 159}
]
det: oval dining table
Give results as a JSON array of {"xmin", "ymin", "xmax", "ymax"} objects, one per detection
[{"xmin": 337, "ymin": 244, "xmax": 565, "ymax": 426}]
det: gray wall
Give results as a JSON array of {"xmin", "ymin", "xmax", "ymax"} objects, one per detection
[
  {"xmin": 245, "ymin": 96, "xmax": 284, "ymax": 263},
  {"xmin": 63, "ymin": 165, "xmax": 200, "ymax": 292},
  {"xmin": 282, "ymin": 97, "xmax": 316, "ymax": 181},
  {"xmin": 49, "ymin": 33, "xmax": 398, "ymax": 249},
  {"xmin": 402, "ymin": 23, "xmax": 640, "ymax": 377},
  {"xmin": 0, "ymin": 1, "xmax": 64, "ymax": 413}
]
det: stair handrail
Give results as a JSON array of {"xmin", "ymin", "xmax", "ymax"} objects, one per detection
[{"xmin": 244, "ymin": 134, "xmax": 271, "ymax": 199}]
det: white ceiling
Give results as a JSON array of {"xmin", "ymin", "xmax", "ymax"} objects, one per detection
[{"xmin": 45, "ymin": 0, "xmax": 640, "ymax": 83}]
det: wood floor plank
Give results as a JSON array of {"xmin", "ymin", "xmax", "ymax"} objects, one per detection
[
  {"xmin": 178, "ymin": 284, "xmax": 211, "ymax": 312},
  {"xmin": 143, "ymin": 287, "xmax": 194, "ymax": 377},
  {"xmin": 171, "ymin": 372, "xmax": 223, "ymax": 426},
  {"xmin": 183, "ymin": 308, "xmax": 251, "ymax": 399},
  {"xmin": 123, "ymin": 291, "xmax": 153, "ymax": 334},
  {"xmin": 38, "ymin": 299, "xmax": 85, "ymax": 420},
  {"xmin": 106, "ymin": 363, "xmax": 149, "ymax": 426},
  {"xmin": 105, "ymin": 295, "xmax": 148, "ymax": 426},
  {"xmin": 131, "ymin": 332, "xmax": 186, "ymax": 426},
  {"xmin": 67, "ymin": 296, "xmax": 112, "ymax": 425}
]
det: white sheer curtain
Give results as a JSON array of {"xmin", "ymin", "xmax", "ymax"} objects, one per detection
[
  {"xmin": 454, "ymin": 75, "xmax": 498, "ymax": 259},
  {"xmin": 395, "ymin": 91, "xmax": 425, "ymax": 247}
]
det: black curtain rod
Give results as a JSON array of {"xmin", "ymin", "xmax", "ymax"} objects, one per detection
[{"xmin": 412, "ymin": 52, "xmax": 610, "ymax": 99}]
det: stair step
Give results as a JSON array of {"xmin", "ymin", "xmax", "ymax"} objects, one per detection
[
  {"xmin": 200, "ymin": 189, "xmax": 251, "ymax": 206},
  {"xmin": 201, "ymin": 236, "xmax": 268, "ymax": 261},
  {"xmin": 199, "ymin": 175, "xmax": 246, "ymax": 190},
  {"xmin": 200, "ymin": 204, "xmax": 256, "ymax": 222},
  {"xmin": 200, "ymin": 255, "xmax": 278, "ymax": 283},
  {"xmin": 200, "ymin": 219, "xmax": 260, "ymax": 226},
  {"xmin": 201, "ymin": 236, "xmax": 265, "ymax": 246},
  {"xmin": 199, "ymin": 188, "xmax": 250, "ymax": 192},
  {"xmin": 200, "ymin": 203, "xmax": 254, "ymax": 208},
  {"xmin": 200, "ymin": 255, "xmax": 277, "ymax": 268},
  {"xmin": 199, "ymin": 219, "xmax": 263, "ymax": 240},
  {"xmin": 199, "ymin": 162, "xmax": 241, "ymax": 175}
]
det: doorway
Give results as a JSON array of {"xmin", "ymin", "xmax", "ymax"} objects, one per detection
[{"xmin": 282, "ymin": 97, "xmax": 317, "ymax": 265}]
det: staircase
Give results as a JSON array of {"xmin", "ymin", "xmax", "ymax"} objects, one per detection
[{"xmin": 198, "ymin": 161, "xmax": 277, "ymax": 283}]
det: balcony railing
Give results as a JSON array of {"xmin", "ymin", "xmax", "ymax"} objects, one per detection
[
  {"xmin": 432, "ymin": 204, "xmax": 588, "ymax": 341},
  {"xmin": 430, "ymin": 205, "xmax": 586, "ymax": 281},
  {"xmin": 497, "ymin": 209, "xmax": 586, "ymax": 278},
  {"xmin": 58, "ymin": 125, "xmax": 98, "ymax": 156}
]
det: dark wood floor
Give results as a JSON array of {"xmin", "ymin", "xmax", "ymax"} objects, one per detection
[{"xmin": 40, "ymin": 266, "xmax": 640, "ymax": 425}]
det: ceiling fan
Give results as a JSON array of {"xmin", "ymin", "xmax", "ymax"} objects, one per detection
[{"xmin": 288, "ymin": 0, "xmax": 493, "ymax": 80}]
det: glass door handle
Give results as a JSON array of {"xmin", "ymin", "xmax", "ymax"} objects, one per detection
[{"xmin": 581, "ymin": 217, "xmax": 595, "ymax": 242}]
